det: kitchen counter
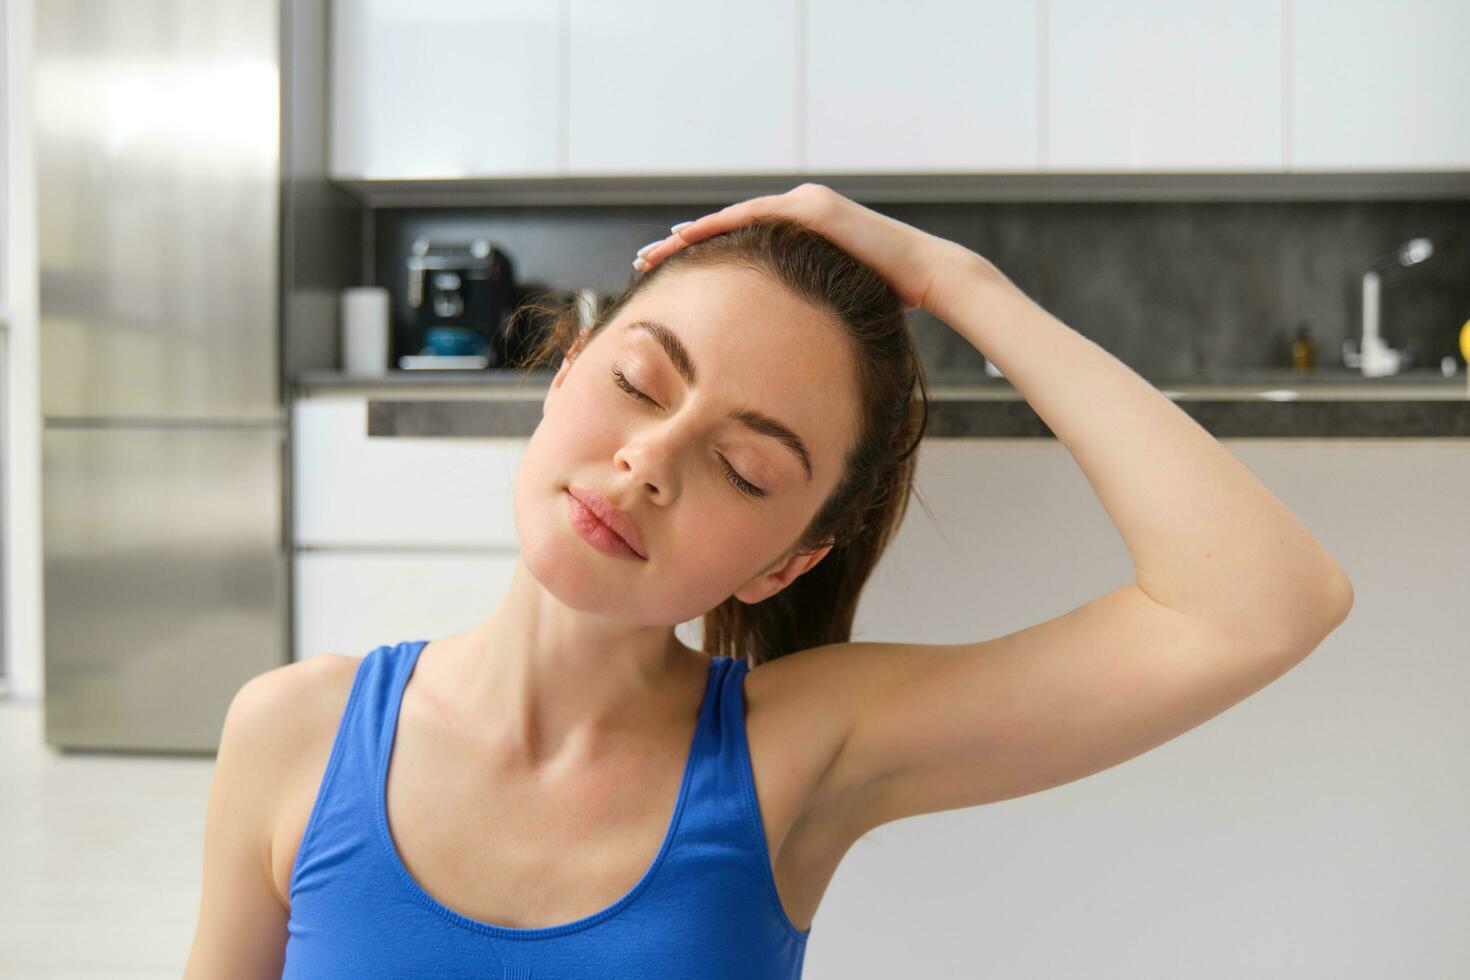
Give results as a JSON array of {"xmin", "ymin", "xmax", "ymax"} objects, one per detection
[{"xmin": 293, "ymin": 367, "xmax": 1470, "ymax": 439}]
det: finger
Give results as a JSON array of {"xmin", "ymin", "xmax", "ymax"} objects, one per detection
[
  {"xmin": 673, "ymin": 193, "xmax": 787, "ymax": 244},
  {"xmin": 637, "ymin": 232, "xmax": 687, "ymax": 269},
  {"xmin": 639, "ymin": 192, "xmax": 795, "ymax": 270}
]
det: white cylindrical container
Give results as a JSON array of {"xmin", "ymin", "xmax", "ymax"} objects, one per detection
[{"xmin": 340, "ymin": 286, "xmax": 390, "ymax": 377}]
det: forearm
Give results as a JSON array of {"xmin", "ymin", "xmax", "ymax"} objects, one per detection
[{"xmin": 927, "ymin": 249, "xmax": 1354, "ymax": 649}]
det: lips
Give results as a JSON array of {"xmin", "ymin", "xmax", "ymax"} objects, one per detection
[{"xmin": 566, "ymin": 484, "xmax": 647, "ymax": 559}]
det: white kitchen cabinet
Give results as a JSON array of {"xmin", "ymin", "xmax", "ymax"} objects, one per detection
[
  {"xmin": 1291, "ymin": 0, "xmax": 1470, "ymax": 171},
  {"xmin": 294, "ymin": 550, "xmax": 516, "ymax": 659},
  {"xmin": 804, "ymin": 0, "xmax": 1038, "ymax": 173},
  {"xmin": 326, "ymin": 0, "xmax": 1470, "ymax": 182},
  {"xmin": 1046, "ymin": 0, "xmax": 1283, "ymax": 171},
  {"xmin": 329, "ymin": 0, "xmax": 562, "ymax": 179},
  {"xmin": 565, "ymin": 0, "xmax": 799, "ymax": 175},
  {"xmin": 292, "ymin": 395, "xmax": 524, "ymax": 547},
  {"xmin": 291, "ymin": 393, "xmax": 524, "ymax": 659}
]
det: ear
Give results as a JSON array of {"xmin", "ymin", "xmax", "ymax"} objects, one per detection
[{"xmin": 733, "ymin": 541, "xmax": 836, "ymax": 605}]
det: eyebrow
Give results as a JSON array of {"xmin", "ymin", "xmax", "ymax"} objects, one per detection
[{"xmin": 622, "ymin": 319, "xmax": 814, "ymax": 482}]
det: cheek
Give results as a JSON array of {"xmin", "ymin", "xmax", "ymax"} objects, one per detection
[
  {"xmin": 539, "ymin": 381, "xmax": 622, "ymax": 459},
  {"xmin": 653, "ymin": 530, "xmax": 757, "ymax": 617},
  {"xmin": 667, "ymin": 505, "xmax": 791, "ymax": 590}
]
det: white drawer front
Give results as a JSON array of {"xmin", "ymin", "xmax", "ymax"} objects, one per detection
[
  {"xmin": 294, "ymin": 550, "xmax": 518, "ymax": 660},
  {"xmin": 293, "ymin": 397, "xmax": 525, "ymax": 548}
]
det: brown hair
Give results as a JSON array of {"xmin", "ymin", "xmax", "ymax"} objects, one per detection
[{"xmin": 509, "ymin": 216, "xmax": 932, "ymax": 667}]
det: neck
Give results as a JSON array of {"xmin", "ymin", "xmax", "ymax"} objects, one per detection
[{"xmin": 442, "ymin": 558, "xmax": 708, "ymax": 768}]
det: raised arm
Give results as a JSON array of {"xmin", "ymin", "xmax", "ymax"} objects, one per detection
[
  {"xmin": 829, "ymin": 238, "xmax": 1349, "ymax": 834},
  {"xmin": 925, "ymin": 251, "xmax": 1354, "ymax": 638},
  {"xmin": 645, "ymin": 184, "xmax": 1353, "ymax": 837}
]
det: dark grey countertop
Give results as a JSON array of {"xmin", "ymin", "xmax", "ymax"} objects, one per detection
[{"xmin": 294, "ymin": 367, "xmax": 1470, "ymax": 439}]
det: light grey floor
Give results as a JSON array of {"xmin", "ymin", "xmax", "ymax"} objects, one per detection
[{"xmin": 0, "ymin": 697, "xmax": 214, "ymax": 978}]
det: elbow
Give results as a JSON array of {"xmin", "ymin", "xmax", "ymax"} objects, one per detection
[
  {"xmin": 1284, "ymin": 567, "xmax": 1355, "ymax": 656},
  {"xmin": 1322, "ymin": 569, "xmax": 1356, "ymax": 636},
  {"xmin": 1327, "ymin": 568, "xmax": 1355, "ymax": 621},
  {"xmin": 1313, "ymin": 553, "xmax": 1355, "ymax": 621}
]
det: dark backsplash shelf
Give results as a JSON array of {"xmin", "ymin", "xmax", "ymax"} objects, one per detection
[{"xmin": 292, "ymin": 369, "xmax": 1470, "ymax": 438}]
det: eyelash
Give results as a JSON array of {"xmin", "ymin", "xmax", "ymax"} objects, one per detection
[{"xmin": 609, "ymin": 366, "xmax": 767, "ymax": 499}]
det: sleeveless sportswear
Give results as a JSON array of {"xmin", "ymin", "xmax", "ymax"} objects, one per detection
[{"xmin": 281, "ymin": 639, "xmax": 811, "ymax": 979}]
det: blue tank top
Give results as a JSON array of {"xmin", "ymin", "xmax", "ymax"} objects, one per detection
[{"xmin": 282, "ymin": 639, "xmax": 811, "ymax": 979}]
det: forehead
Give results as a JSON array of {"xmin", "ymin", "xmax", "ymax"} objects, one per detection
[
  {"xmin": 612, "ymin": 265, "xmax": 860, "ymax": 476},
  {"xmin": 622, "ymin": 264, "xmax": 831, "ymax": 351}
]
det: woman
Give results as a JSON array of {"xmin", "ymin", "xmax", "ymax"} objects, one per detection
[{"xmin": 185, "ymin": 185, "xmax": 1353, "ymax": 978}]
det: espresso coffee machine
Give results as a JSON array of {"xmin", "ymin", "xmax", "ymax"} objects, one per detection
[{"xmin": 401, "ymin": 236, "xmax": 519, "ymax": 369}]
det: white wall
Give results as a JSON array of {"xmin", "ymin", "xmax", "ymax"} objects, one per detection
[
  {"xmin": 803, "ymin": 437, "xmax": 1469, "ymax": 977},
  {"xmin": 1, "ymin": 0, "xmax": 42, "ymax": 701}
]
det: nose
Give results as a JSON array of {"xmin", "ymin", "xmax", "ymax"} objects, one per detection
[{"xmin": 614, "ymin": 424, "xmax": 680, "ymax": 498}]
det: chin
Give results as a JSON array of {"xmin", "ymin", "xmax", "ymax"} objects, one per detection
[{"xmin": 509, "ymin": 479, "xmax": 627, "ymax": 609}]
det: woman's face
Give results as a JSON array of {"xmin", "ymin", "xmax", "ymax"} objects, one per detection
[{"xmin": 514, "ymin": 263, "xmax": 862, "ymax": 626}]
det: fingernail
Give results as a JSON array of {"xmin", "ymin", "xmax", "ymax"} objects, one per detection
[
  {"xmin": 635, "ymin": 239, "xmax": 661, "ymax": 257},
  {"xmin": 670, "ymin": 220, "xmax": 695, "ymax": 233},
  {"xmin": 632, "ymin": 256, "xmax": 647, "ymax": 272}
]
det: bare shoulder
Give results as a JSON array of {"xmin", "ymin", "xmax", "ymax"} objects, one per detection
[
  {"xmin": 186, "ymin": 654, "xmax": 364, "ymax": 976},
  {"xmin": 738, "ymin": 644, "xmax": 912, "ymax": 929},
  {"xmin": 742, "ymin": 642, "xmax": 896, "ymax": 772},
  {"xmin": 743, "ymin": 634, "xmax": 1048, "ymax": 833},
  {"xmin": 740, "ymin": 647, "xmax": 874, "ymax": 849},
  {"xmin": 231, "ymin": 654, "xmax": 364, "ymax": 906},
  {"xmin": 743, "ymin": 645, "xmax": 858, "ymax": 778},
  {"xmin": 233, "ymin": 654, "xmax": 363, "ymax": 761}
]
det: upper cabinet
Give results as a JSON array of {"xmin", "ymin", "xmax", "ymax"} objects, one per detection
[
  {"xmin": 804, "ymin": 0, "xmax": 1038, "ymax": 173},
  {"xmin": 329, "ymin": 0, "xmax": 561, "ymax": 179},
  {"xmin": 1046, "ymin": 0, "xmax": 1283, "ymax": 171},
  {"xmin": 1291, "ymin": 0, "xmax": 1470, "ymax": 171},
  {"xmin": 566, "ymin": 0, "xmax": 798, "ymax": 175},
  {"xmin": 330, "ymin": 0, "xmax": 1470, "ymax": 181}
]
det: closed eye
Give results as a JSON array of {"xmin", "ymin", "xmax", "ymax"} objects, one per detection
[{"xmin": 610, "ymin": 366, "xmax": 767, "ymax": 499}]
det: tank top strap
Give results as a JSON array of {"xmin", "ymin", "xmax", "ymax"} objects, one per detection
[
  {"xmin": 287, "ymin": 639, "xmax": 425, "ymax": 908},
  {"xmin": 680, "ymin": 655, "xmax": 764, "ymax": 840},
  {"xmin": 659, "ymin": 654, "xmax": 811, "ymax": 945}
]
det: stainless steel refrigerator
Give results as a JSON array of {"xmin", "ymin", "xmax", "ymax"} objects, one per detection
[{"xmin": 37, "ymin": 0, "xmax": 294, "ymax": 752}]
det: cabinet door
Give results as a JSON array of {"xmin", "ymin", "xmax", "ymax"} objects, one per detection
[
  {"xmin": 1292, "ymin": 0, "xmax": 1470, "ymax": 170},
  {"xmin": 566, "ymin": 0, "xmax": 798, "ymax": 175},
  {"xmin": 292, "ymin": 396, "xmax": 524, "ymax": 547},
  {"xmin": 294, "ymin": 550, "xmax": 516, "ymax": 659},
  {"xmin": 330, "ymin": 0, "xmax": 562, "ymax": 179},
  {"xmin": 805, "ymin": 0, "xmax": 1038, "ymax": 173},
  {"xmin": 1047, "ymin": 0, "xmax": 1283, "ymax": 171}
]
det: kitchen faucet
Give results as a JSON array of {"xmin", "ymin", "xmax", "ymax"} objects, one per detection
[{"xmin": 1343, "ymin": 237, "xmax": 1433, "ymax": 377}]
